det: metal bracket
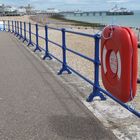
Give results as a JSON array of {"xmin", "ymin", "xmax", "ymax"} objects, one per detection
[
  {"xmin": 43, "ymin": 53, "xmax": 52, "ymax": 60},
  {"xmin": 87, "ymin": 86, "xmax": 106, "ymax": 102},
  {"xmin": 58, "ymin": 65, "xmax": 72, "ymax": 75},
  {"xmin": 34, "ymin": 47, "xmax": 41, "ymax": 52},
  {"xmin": 27, "ymin": 42, "xmax": 34, "ymax": 47}
]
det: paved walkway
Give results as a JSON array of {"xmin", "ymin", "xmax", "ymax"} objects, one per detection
[{"xmin": 0, "ymin": 32, "xmax": 117, "ymax": 140}]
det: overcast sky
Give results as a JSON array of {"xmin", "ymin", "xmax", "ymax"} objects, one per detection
[{"xmin": 1, "ymin": 0, "xmax": 140, "ymax": 11}]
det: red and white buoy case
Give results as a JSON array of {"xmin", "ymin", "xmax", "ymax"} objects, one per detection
[{"xmin": 101, "ymin": 26, "xmax": 138, "ymax": 103}]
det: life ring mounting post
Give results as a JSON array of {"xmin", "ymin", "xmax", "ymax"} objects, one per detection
[{"xmin": 87, "ymin": 35, "xmax": 106, "ymax": 102}]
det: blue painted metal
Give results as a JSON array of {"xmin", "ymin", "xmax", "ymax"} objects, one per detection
[
  {"xmin": 23, "ymin": 22, "xmax": 27, "ymax": 42},
  {"xmin": 48, "ymin": 39, "xmax": 62, "ymax": 48},
  {"xmin": 66, "ymin": 30, "xmax": 96, "ymax": 38},
  {"xmin": 16, "ymin": 21, "xmax": 18, "ymax": 35},
  {"xmin": 2, "ymin": 20, "xmax": 140, "ymax": 118},
  {"xmin": 18, "ymin": 21, "xmax": 20, "ymax": 36},
  {"xmin": 16, "ymin": 21, "xmax": 19, "ymax": 37},
  {"xmin": 43, "ymin": 25, "xmax": 52, "ymax": 60},
  {"xmin": 12, "ymin": 21, "xmax": 14, "ymax": 33},
  {"xmin": 87, "ymin": 35, "xmax": 106, "ymax": 102},
  {"xmin": 58, "ymin": 28, "xmax": 72, "ymax": 75},
  {"xmin": 14, "ymin": 21, "xmax": 15, "ymax": 32},
  {"xmin": 19, "ymin": 21, "xmax": 22, "ymax": 39},
  {"xmin": 66, "ymin": 65, "xmax": 94, "ymax": 85},
  {"xmin": 66, "ymin": 47, "xmax": 96, "ymax": 63},
  {"xmin": 3, "ymin": 20, "xmax": 6, "ymax": 31},
  {"xmin": 38, "ymin": 35, "xmax": 45, "ymax": 40},
  {"xmin": 31, "ymin": 41, "xmax": 44, "ymax": 51},
  {"xmin": 31, "ymin": 32, "xmax": 36, "ymax": 36},
  {"xmin": 14, "ymin": 21, "xmax": 17, "ymax": 35},
  {"xmin": 97, "ymin": 86, "xmax": 140, "ymax": 118},
  {"xmin": 27, "ymin": 22, "xmax": 33, "ymax": 46},
  {"xmin": 34, "ymin": 24, "xmax": 41, "ymax": 52},
  {"xmin": 49, "ymin": 53, "xmax": 63, "ymax": 64},
  {"xmin": 8, "ymin": 20, "xmax": 10, "ymax": 32},
  {"xmin": 48, "ymin": 26, "xmax": 61, "ymax": 31}
]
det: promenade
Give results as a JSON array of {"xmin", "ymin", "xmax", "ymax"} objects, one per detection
[{"xmin": 0, "ymin": 32, "xmax": 117, "ymax": 139}]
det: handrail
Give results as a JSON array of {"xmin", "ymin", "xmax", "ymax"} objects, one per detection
[
  {"xmin": 65, "ymin": 29, "xmax": 96, "ymax": 38},
  {"xmin": 48, "ymin": 39, "xmax": 62, "ymax": 48},
  {"xmin": 66, "ymin": 47, "xmax": 96, "ymax": 63},
  {"xmin": 3, "ymin": 20, "xmax": 140, "ymax": 118},
  {"xmin": 48, "ymin": 26, "xmax": 62, "ymax": 31}
]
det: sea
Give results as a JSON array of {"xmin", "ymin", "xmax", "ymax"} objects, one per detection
[{"xmin": 65, "ymin": 10, "xmax": 140, "ymax": 27}]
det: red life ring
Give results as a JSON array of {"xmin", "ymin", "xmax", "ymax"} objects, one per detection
[{"xmin": 101, "ymin": 26, "xmax": 138, "ymax": 103}]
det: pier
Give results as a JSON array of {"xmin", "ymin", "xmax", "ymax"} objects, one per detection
[
  {"xmin": 60, "ymin": 10, "xmax": 134, "ymax": 16},
  {"xmin": 61, "ymin": 11, "xmax": 108, "ymax": 16}
]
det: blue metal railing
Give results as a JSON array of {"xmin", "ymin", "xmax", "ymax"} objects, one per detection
[{"xmin": 3, "ymin": 20, "xmax": 140, "ymax": 118}]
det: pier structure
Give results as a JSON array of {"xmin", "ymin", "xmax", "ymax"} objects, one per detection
[
  {"xmin": 60, "ymin": 10, "xmax": 134, "ymax": 16},
  {"xmin": 36, "ymin": 12, "xmax": 59, "ymax": 16},
  {"xmin": 60, "ymin": 11, "xmax": 108, "ymax": 16}
]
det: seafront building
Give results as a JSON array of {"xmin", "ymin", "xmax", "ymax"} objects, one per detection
[
  {"xmin": 36, "ymin": 8, "xmax": 60, "ymax": 16},
  {"xmin": 0, "ymin": 4, "xmax": 35, "ymax": 16},
  {"xmin": 0, "ymin": 4, "xmax": 60, "ymax": 16}
]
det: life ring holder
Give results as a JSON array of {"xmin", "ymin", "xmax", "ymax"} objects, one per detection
[
  {"xmin": 101, "ymin": 25, "xmax": 135, "ymax": 102},
  {"xmin": 101, "ymin": 25, "xmax": 114, "ymax": 40}
]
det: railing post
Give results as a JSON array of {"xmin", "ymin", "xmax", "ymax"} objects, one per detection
[
  {"xmin": 12, "ymin": 21, "xmax": 14, "ymax": 33},
  {"xmin": 27, "ymin": 22, "xmax": 33, "ymax": 46},
  {"xmin": 58, "ymin": 28, "xmax": 71, "ymax": 75},
  {"xmin": 18, "ymin": 21, "xmax": 20, "ymax": 36},
  {"xmin": 14, "ymin": 21, "xmax": 16, "ymax": 35},
  {"xmin": 87, "ymin": 35, "xmax": 106, "ymax": 102},
  {"xmin": 16, "ymin": 21, "xmax": 19, "ymax": 36},
  {"xmin": 23, "ymin": 22, "xmax": 27, "ymax": 42},
  {"xmin": 3, "ymin": 20, "xmax": 6, "ymax": 31},
  {"xmin": 34, "ymin": 24, "xmax": 41, "ymax": 52},
  {"xmin": 43, "ymin": 25, "xmax": 52, "ymax": 60},
  {"xmin": 8, "ymin": 20, "xmax": 10, "ymax": 32},
  {"xmin": 19, "ymin": 21, "xmax": 22, "ymax": 39}
]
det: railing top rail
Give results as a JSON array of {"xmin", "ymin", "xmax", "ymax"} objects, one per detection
[
  {"xmin": 48, "ymin": 26, "xmax": 63, "ymax": 31},
  {"xmin": 3, "ymin": 20, "xmax": 99, "ymax": 37},
  {"xmin": 65, "ymin": 29, "xmax": 98, "ymax": 38}
]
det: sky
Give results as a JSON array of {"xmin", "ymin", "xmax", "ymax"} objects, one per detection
[{"xmin": 0, "ymin": 0, "xmax": 140, "ymax": 11}]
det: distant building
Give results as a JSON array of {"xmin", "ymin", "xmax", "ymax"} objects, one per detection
[
  {"xmin": 0, "ymin": 4, "xmax": 5, "ymax": 16},
  {"xmin": 24, "ymin": 4, "xmax": 34, "ymax": 15},
  {"xmin": 46, "ymin": 8, "xmax": 60, "ymax": 14},
  {"xmin": 18, "ymin": 6, "xmax": 26, "ymax": 15},
  {"xmin": 0, "ymin": 4, "xmax": 18, "ymax": 16},
  {"xmin": 0, "ymin": 4, "xmax": 35, "ymax": 16},
  {"xmin": 37, "ymin": 8, "xmax": 60, "ymax": 16},
  {"xmin": 35, "ymin": 8, "xmax": 60, "ymax": 16},
  {"xmin": 4, "ymin": 6, "xmax": 16, "ymax": 13}
]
